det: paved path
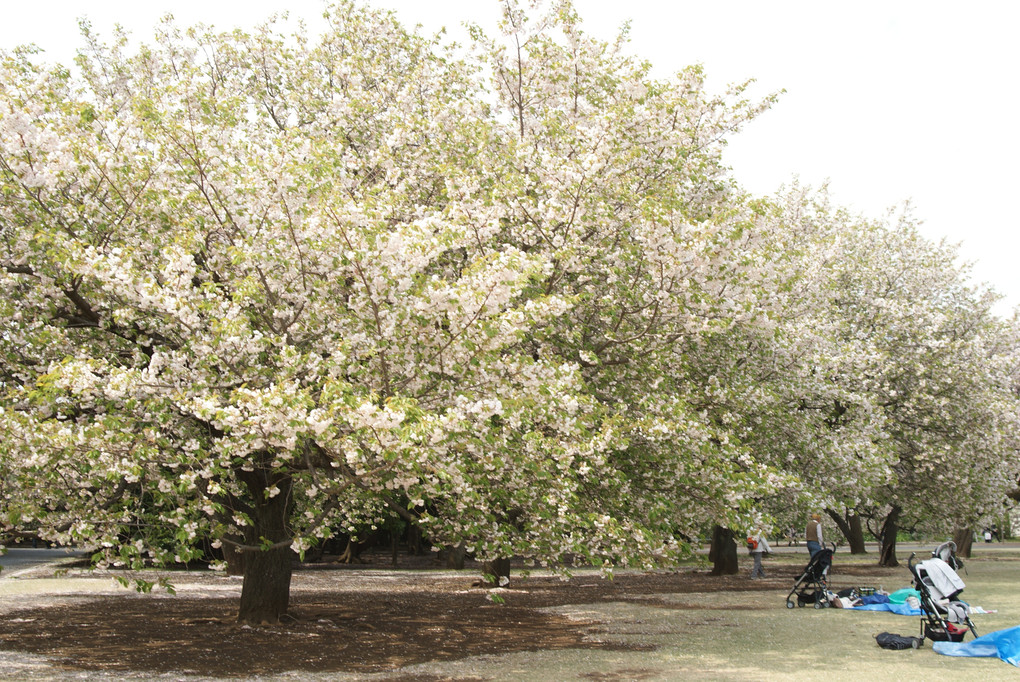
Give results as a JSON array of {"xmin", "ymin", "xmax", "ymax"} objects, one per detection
[
  {"xmin": 4, "ymin": 542, "xmax": 1014, "ymax": 573},
  {"xmin": 702, "ymin": 540, "xmax": 1020, "ymax": 555},
  {"xmin": 0, "ymin": 547, "xmax": 85, "ymax": 578}
]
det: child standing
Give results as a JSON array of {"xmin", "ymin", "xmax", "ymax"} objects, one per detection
[{"xmin": 748, "ymin": 531, "xmax": 772, "ymax": 579}]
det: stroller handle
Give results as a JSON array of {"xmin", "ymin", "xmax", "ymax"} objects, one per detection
[{"xmin": 908, "ymin": 552, "xmax": 917, "ymax": 570}]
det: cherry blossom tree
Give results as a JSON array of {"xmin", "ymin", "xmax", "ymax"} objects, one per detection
[
  {"xmin": 718, "ymin": 185, "xmax": 1020, "ymax": 558},
  {"xmin": 818, "ymin": 210, "xmax": 1020, "ymax": 564},
  {"xmin": 0, "ymin": 2, "xmax": 607, "ymax": 623},
  {"xmin": 719, "ymin": 186, "xmax": 893, "ymax": 549},
  {"xmin": 0, "ymin": 0, "xmax": 786, "ymax": 622},
  {"xmin": 469, "ymin": 1, "xmax": 807, "ymax": 561}
]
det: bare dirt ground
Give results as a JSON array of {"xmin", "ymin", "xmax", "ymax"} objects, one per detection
[{"xmin": 0, "ymin": 550, "xmax": 903, "ymax": 679}]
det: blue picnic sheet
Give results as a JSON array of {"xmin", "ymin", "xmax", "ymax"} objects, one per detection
[
  {"xmin": 850, "ymin": 602, "xmax": 922, "ymax": 616},
  {"xmin": 933, "ymin": 625, "xmax": 1020, "ymax": 667}
]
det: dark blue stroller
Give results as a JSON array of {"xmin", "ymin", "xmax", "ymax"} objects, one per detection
[{"xmin": 786, "ymin": 543, "xmax": 835, "ymax": 609}]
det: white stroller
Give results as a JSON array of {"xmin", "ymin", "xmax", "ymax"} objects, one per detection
[{"xmin": 908, "ymin": 542, "xmax": 977, "ymax": 643}]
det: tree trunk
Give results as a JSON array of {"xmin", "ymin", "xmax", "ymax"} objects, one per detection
[
  {"xmin": 877, "ymin": 505, "xmax": 901, "ymax": 567},
  {"xmin": 223, "ymin": 541, "xmax": 246, "ymax": 576},
  {"xmin": 444, "ymin": 542, "xmax": 467, "ymax": 570},
  {"xmin": 847, "ymin": 513, "xmax": 867, "ymax": 553},
  {"xmin": 826, "ymin": 509, "xmax": 867, "ymax": 554},
  {"xmin": 238, "ymin": 541, "xmax": 293, "ymax": 625},
  {"xmin": 213, "ymin": 527, "xmax": 247, "ymax": 575},
  {"xmin": 709, "ymin": 525, "xmax": 739, "ymax": 576},
  {"xmin": 338, "ymin": 538, "xmax": 366, "ymax": 564},
  {"xmin": 408, "ymin": 525, "xmax": 425, "ymax": 555},
  {"xmin": 236, "ymin": 466, "xmax": 294, "ymax": 625},
  {"xmin": 484, "ymin": 557, "xmax": 512, "ymax": 587},
  {"xmin": 952, "ymin": 527, "xmax": 974, "ymax": 558}
]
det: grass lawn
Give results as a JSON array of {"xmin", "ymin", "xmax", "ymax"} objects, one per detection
[
  {"xmin": 411, "ymin": 546, "xmax": 1020, "ymax": 681},
  {"xmin": 650, "ymin": 550, "xmax": 1020, "ymax": 680},
  {"xmin": 1, "ymin": 544, "xmax": 1017, "ymax": 680}
]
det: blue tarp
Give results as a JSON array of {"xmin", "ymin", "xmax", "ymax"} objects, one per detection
[
  {"xmin": 850, "ymin": 603, "xmax": 922, "ymax": 616},
  {"xmin": 933, "ymin": 625, "xmax": 1020, "ymax": 667}
]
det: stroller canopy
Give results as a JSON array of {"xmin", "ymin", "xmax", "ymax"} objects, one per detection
[{"xmin": 916, "ymin": 558, "xmax": 966, "ymax": 601}]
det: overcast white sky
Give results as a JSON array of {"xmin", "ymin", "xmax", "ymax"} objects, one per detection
[{"xmin": 3, "ymin": 1, "xmax": 1018, "ymax": 314}]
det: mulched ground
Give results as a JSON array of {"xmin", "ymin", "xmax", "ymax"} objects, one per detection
[{"xmin": 0, "ymin": 553, "xmax": 901, "ymax": 678}]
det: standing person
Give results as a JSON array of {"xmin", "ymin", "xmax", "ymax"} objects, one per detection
[
  {"xmin": 748, "ymin": 530, "xmax": 772, "ymax": 579},
  {"xmin": 805, "ymin": 513, "xmax": 823, "ymax": 558}
]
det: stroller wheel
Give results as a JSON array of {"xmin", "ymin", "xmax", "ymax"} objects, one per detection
[
  {"xmin": 814, "ymin": 600, "xmax": 824, "ymax": 609},
  {"xmin": 786, "ymin": 600, "xmax": 795, "ymax": 609}
]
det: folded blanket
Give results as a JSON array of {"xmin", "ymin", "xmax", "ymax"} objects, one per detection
[
  {"xmin": 860, "ymin": 594, "xmax": 891, "ymax": 605},
  {"xmin": 888, "ymin": 588, "xmax": 921, "ymax": 604},
  {"xmin": 933, "ymin": 625, "xmax": 1020, "ymax": 667}
]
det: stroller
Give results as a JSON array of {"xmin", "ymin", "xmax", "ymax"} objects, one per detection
[
  {"xmin": 786, "ymin": 543, "xmax": 836, "ymax": 609},
  {"xmin": 908, "ymin": 544, "xmax": 978, "ymax": 643}
]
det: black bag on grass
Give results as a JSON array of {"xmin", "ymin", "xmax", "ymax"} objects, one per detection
[{"xmin": 875, "ymin": 632, "xmax": 922, "ymax": 650}]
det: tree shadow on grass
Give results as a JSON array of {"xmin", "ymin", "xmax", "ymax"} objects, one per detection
[{"xmin": 0, "ymin": 566, "xmax": 831, "ymax": 677}]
